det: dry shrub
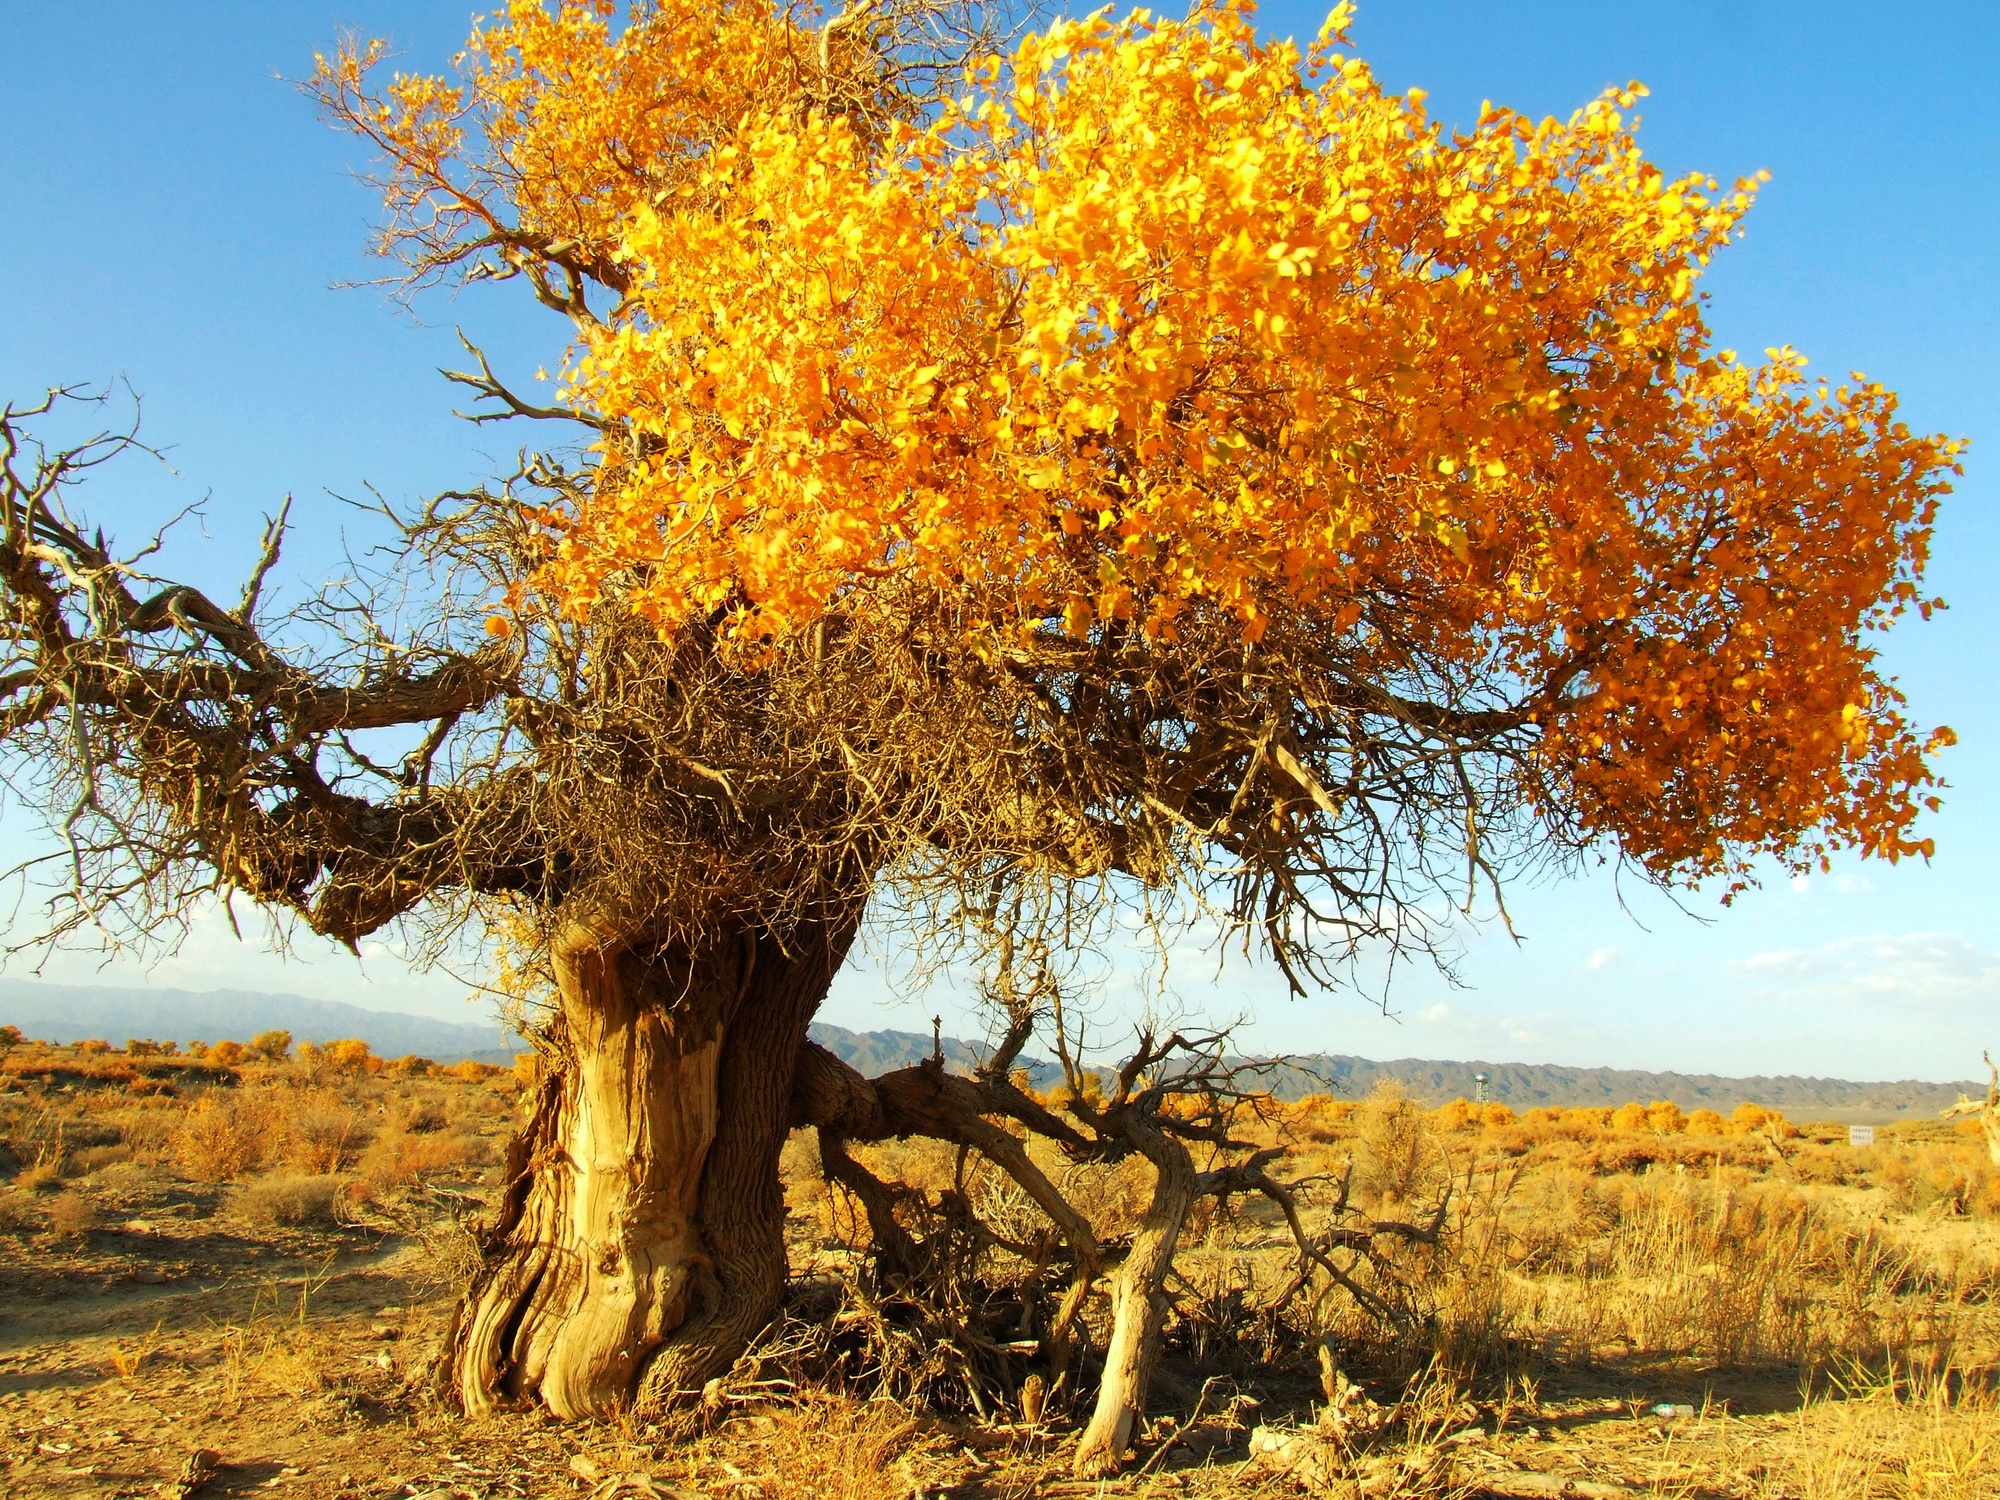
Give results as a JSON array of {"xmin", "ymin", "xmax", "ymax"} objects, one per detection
[
  {"xmin": 219, "ymin": 1285, "xmax": 336, "ymax": 1400},
  {"xmin": 415, "ymin": 1215, "xmax": 486, "ymax": 1298},
  {"xmin": 1354, "ymin": 1081, "xmax": 1446, "ymax": 1211},
  {"xmin": 0, "ymin": 1191, "xmax": 33, "ymax": 1233},
  {"xmin": 1878, "ymin": 1143, "xmax": 2000, "ymax": 1218},
  {"xmin": 358, "ymin": 1124, "xmax": 473, "ymax": 1191},
  {"xmin": 273, "ymin": 1089, "xmax": 370, "ymax": 1173},
  {"xmin": 393, "ymin": 1095, "xmax": 448, "ymax": 1134},
  {"xmin": 15, "ymin": 1160, "xmax": 63, "ymax": 1193},
  {"xmin": 105, "ymin": 1098, "xmax": 181, "ymax": 1162},
  {"xmin": 233, "ymin": 1173, "xmax": 346, "ymax": 1228},
  {"xmin": 854, "ymin": 1135, "xmax": 959, "ymax": 1198},
  {"xmin": 1289, "ymin": 1094, "xmax": 1356, "ymax": 1143},
  {"xmin": 1416, "ymin": 1173, "xmax": 1997, "ymax": 1377},
  {"xmin": 171, "ymin": 1084, "xmax": 368, "ymax": 1179},
  {"xmin": 43, "ymin": 1188, "xmax": 95, "ymax": 1239},
  {"xmin": 66, "ymin": 1142, "xmax": 131, "ymax": 1176},
  {"xmin": 173, "ymin": 1093, "xmax": 261, "ymax": 1180}
]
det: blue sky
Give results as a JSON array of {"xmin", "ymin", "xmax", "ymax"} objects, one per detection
[{"xmin": 0, "ymin": 2, "xmax": 1993, "ymax": 1082}]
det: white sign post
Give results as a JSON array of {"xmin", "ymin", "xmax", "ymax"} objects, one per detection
[{"xmin": 1848, "ymin": 1125, "xmax": 1876, "ymax": 1147}]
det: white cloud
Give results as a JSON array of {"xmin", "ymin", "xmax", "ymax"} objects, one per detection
[
  {"xmin": 1697, "ymin": 932, "xmax": 1999, "ymax": 1079},
  {"xmin": 1732, "ymin": 931, "xmax": 1996, "ymax": 990},
  {"xmin": 1584, "ymin": 946, "xmax": 1622, "ymax": 971},
  {"xmin": 1741, "ymin": 948, "xmax": 1810, "ymax": 973}
]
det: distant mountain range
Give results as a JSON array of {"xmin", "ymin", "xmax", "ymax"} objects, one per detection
[
  {"xmin": 0, "ymin": 980, "xmax": 521, "ymax": 1065},
  {"xmin": 0, "ymin": 982, "xmax": 1978, "ymax": 1119},
  {"xmin": 803, "ymin": 1024, "xmax": 1983, "ymax": 1119}
]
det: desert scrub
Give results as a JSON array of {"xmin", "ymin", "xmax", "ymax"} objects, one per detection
[{"xmin": 232, "ymin": 1172, "xmax": 348, "ymax": 1229}]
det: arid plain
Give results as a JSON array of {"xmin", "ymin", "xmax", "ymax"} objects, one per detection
[{"xmin": 1, "ymin": 1033, "xmax": 1994, "ymax": 1500}]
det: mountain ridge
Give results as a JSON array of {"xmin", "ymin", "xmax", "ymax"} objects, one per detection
[
  {"xmin": 0, "ymin": 982, "xmax": 1977, "ymax": 1117},
  {"xmin": 0, "ymin": 979, "xmax": 520, "ymax": 1065},
  {"xmin": 805, "ymin": 1023, "xmax": 1982, "ymax": 1118}
]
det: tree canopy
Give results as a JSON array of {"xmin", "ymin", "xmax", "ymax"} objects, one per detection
[{"xmin": 310, "ymin": 0, "xmax": 1958, "ymax": 941}]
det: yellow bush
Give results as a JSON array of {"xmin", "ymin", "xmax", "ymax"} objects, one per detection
[
  {"xmin": 1729, "ymin": 1102, "xmax": 1797, "ymax": 1137},
  {"xmin": 1687, "ymin": 1108, "xmax": 1726, "ymax": 1135},
  {"xmin": 1646, "ymin": 1100, "xmax": 1686, "ymax": 1134},
  {"xmin": 209, "ymin": 1039, "xmax": 248, "ymax": 1067},
  {"xmin": 174, "ymin": 1095, "xmax": 260, "ymax": 1180},
  {"xmin": 1610, "ymin": 1102, "xmax": 1649, "ymax": 1132},
  {"xmin": 325, "ymin": 1038, "xmax": 377, "ymax": 1073},
  {"xmin": 249, "ymin": 1029, "xmax": 292, "ymax": 1063},
  {"xmin": 1433, "ymin": 1098, "xmax": 1477, "ymax": 1132},
  {"xmin": 1481, "ymin": 1102, "xmax": 1516, "ymax": 1128}
]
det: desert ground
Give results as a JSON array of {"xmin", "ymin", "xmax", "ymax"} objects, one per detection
[{"xmin": 1, "ymin": 1035, "xmax": 1994, "ymax": 1500}]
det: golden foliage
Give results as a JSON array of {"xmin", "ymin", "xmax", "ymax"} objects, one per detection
[{"xmin": 321, "ymin": 0, "xmax": 1962, "ymax": 891}]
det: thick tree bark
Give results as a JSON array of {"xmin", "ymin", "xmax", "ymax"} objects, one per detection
[
  {"xmin": 453, "ymin": 909, "xmax": 857, "ymax": 1418},
  {"xmin": 1072, "ymin": 1117, "xmax": 1196, "ymax": 1479}
]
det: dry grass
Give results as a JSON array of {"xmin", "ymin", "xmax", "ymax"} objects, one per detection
[
  {"xmin": 232, "ymin": 1172, "xmax": 348, "ymax": 1229},
  {"xmin": 664, "ymin": 1395, "xmax": 944, "ymax": 1500},
  {"xmin": 1744, "ymin": 1372, "xmax": 2000, "ymax": 1500},
  {"xmin": 1, "ymin": 1037, "xmax": 1996, "ymax": 1497}
]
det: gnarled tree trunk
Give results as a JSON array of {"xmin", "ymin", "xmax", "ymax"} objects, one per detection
[{"xmin": 452, "ymin": 910, "xmax": 857, "ymax": 1418}]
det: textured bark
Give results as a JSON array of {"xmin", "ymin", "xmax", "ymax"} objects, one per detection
[
  {"xmin": 453, "ymin": 911, "xmax": 856, "ymax": 1418},
  {"xmin": 1072, "ymin": 1117, "xmax": 1196, "ymax": 1479}
]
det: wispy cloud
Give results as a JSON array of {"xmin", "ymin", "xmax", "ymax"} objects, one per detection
[{"xmin": 1729, "ymin": 931, "xmax": 2000, "ymax": 1015}]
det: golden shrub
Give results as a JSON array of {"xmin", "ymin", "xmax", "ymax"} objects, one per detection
[
  {"xmin": 1433, "ymin": 1098, "xmax": 1477, "ymax": 1132},
  {"xmin": 1646, "ymin": 1100, "xmax": 1686, "ymax": 1133},
  {"xmin": 1610, "ymin": 1102, "xmax": 1649, "ymax": 1132},
  {"xmin": 324, "ymin": 1039, "xmax": 377, "ymax": 1073},
  {"xmin": 174, "ymin": 1094, "xmax": 259, "ymax": 1180},
  {"xmin": 249, "ymin": 1030, "xmax": 292, "ymax": 1063}
]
